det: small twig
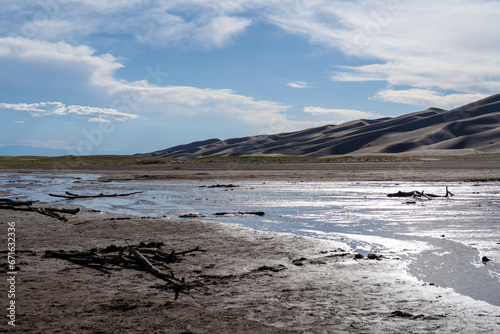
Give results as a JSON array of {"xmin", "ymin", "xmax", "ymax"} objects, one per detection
[{"xmin": 174, "ymin": 246, "xmax": 208, "ymax": 256}]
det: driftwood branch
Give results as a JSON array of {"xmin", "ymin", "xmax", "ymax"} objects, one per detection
[
  {"xmin": 179, "ymin": 211, "xmax": 265, "ymax": 218},
  {"xmin": 44, "ymin": 207, "xmax": 80, "ymax": 214},
  {"xmin": 33, "ymin": 208, "xmax": 69, "ymax": 222},
  {"xmin": 49, "ymin": 191, "xmax": 143, "ymax": 199},
  {"xmin": 127, "ymin": 245, "xmax": 186, "ymax": 299},
  {"xmin": 45, "ymin": 242, "xmax": 201, "ymax": 299},
  {"xmin": 213, "ymin": 211, "xmax": 265, "ymax": 217},
  {"xmin": 138, "ymin": 246, "xmax": 207, "ymax": 263},
  {"xmin": 0, "ymin": 198, "xmax": 79, "ymax": 222},
  {"xmin": 387, "ymin": 187, "xmax": 454, "ymax": 199},
  {"xmin": 199, "ymin": 184, "xmax": 239, "ymax": 188},
  {"xmin": 174, "ymin": 246, "xmax": 208, "ymax": 256},
  {"xmin": 0, "ymin": 199, "xmax": 36, "ymax": 206}
]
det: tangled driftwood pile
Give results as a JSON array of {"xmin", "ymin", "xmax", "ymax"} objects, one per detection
[
  {"xmin": 0, "ymin": 198, "xmax": 79, "ymax": 222},
  {"xmin": 2, "ymin": 190, "xmax": 143, "ymax": 221},
  {"xmin": 387, "ymin": 186, "xmax": 454, "ymax": 199},
  {"xmin": 44, "ymin": 241, "xmax": 206, "ymax": 299}
]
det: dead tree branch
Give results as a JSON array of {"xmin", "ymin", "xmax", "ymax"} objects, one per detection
[
  {"xmin": 0, "ymin": 198, "xmax": 79, "ymax": 222},
  {"xmin": 180, "ymin": 211, "xmax": 265, "ymax": 218},
  {"xmin": 44, "ymin": 242, "xmax": 201, "ymax": 300},
  {"xmin": 387, "ymin": 187, "xmax": 454, "ymax": 199},
  {"xmin": 49, "ymin": 191, "xmax": 143, "ymax": 199}
]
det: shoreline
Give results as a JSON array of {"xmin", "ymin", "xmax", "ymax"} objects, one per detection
[
  {"xmin": 2, "ymin": 157, "xmax": 500, "ymax": 182},
  {"xmin": 1, "ymin": 200, "xmax": 500, "ymax": 332}
]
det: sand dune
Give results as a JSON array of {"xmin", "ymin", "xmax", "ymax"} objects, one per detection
[{"xmin": 146, "ymin": 94, "xmax": 500, "ymax": 158}]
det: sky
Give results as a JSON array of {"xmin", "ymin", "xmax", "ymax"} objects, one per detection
[{"xmin": 1, "ymin": 0, "xmax": 499, "ymax": 155}]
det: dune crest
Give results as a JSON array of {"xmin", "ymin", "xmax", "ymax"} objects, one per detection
[{"xmin": 146, "ymin": 94, "xmax": 500, "ymax": 158}]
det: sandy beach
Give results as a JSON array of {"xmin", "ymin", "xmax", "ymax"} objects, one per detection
[{"xmin": 1, "ymin": 159, "xmax": 500, "ymax": 333}]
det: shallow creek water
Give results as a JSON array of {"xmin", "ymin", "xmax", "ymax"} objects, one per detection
[{"xmin": 1, "ymin": 173, "xmax": 499, "ymax": 306}]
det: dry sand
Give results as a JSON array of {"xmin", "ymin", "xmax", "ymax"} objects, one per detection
[{"xmin": 1, "ymin": 160, "xmax": 500, "ymax": 333}]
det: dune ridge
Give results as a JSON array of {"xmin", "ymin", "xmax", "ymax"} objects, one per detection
[{"xmin": 145, "ymin": 94, "xmax": 500, "ymax": 158}]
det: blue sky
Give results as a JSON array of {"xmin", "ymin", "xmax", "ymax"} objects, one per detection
[{"xmin": 0, "ymin": 0, "xmax": 499, "ymax": 155}]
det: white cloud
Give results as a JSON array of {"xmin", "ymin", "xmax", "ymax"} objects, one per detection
[
  {"xmin": 0, "ymin": 101, "xmax": 137, "ymax": 121},
  {"xmin": 198, "ymin": 16, "xmax": 252, "ymax": 47},
  {"xmin": 4, "ymin": 1, "xmax": 500, "ymax": 99},
  {"xmin": 2, "ymin": 1, "xmax": 256, "ymax": 48},
  {"xmin": 325, "ymin": 0, "xmax": 500, "ymax": 95},
  {"xmin": 373, "ymin": 89, "xmax": 489, "ymax": 109},
  {"xmin": 286, "ymin": 81, "xmax": 311, "ymax": 89},
  {"xmin": 257, "ymin": 117, "xmax": 340, "ymax": 135},
  {"xmin": 0, "ymin": 37, "xmax": 123, "ymax": 91},
  {"xmin": 256, "ymin": 1, "xmax": 500, "ymax": 100},
  {"xmin": 0, "ymin": 37, "xmax": 291, "ymax": 129},
  {"xmin": 21, "ymin": 19, "xmax": 96, "ymax": 41},
  {"xmin": 1, "ymin": 0, "xmax": 499, "ymax": 135},
  {"xmin": 304, "ymin": 106, "xmax": 381, "ymax": 119},
  {"xmin": 120, "ymin": 84, "xmax": 291, "ymax": 127},
  {"xmin": 88, "ymin": 117, "xmax": 110, "ymax": 123}
]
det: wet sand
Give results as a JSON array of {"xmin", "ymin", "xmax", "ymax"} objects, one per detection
[{"xmin": 1, "ymin": 159, "xmax": 500, "ymax": 333}]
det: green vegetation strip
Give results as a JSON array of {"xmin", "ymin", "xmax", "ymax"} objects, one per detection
[
  {"xmin": 1, "ymin": 153, "xmax": 499, "ymax": 168},
  {"xmin": 0, "ymin": 154, "xmax": 419, "ymax": 167}
]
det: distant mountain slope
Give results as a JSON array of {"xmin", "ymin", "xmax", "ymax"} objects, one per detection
[{"xmin": 144, "ymin": 94, "xmax": 500, "ymax": 158}]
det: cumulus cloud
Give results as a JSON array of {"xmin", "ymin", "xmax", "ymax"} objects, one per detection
[
  {"xmin": 0, "ymin": 37, "xmax": 291, "ymax": 129},
  {"xmin": 0, "ymin": 101, "xmax": 137, "ymax": 121},
  {"xmin": 118, "ymin": 84, "xmax": 291, "ymax": 127},
  {"xmin": 3, "ymin": 1, "xmax": 500, "ymax": 99},
  {"xmin": 286, "ymin": 81, "xmax": 311, "ymax": 89},
  {"xmin": 373, "ymin": 89, "xmax": 489, "ymax": 109},
  {"xmin": 257, "ymin": 0, "xmax": 500, "ymax": 101},
  {"xmin": 304, "ymin": 106, "xmax": 382, "ymax": 120},
  {"xmin": 325, "ymin": 0, "xmax": 500, "ymax": 96},
  {"xmin": 2, "ymin": 0, "xmax": 255, "ymax": 48},
  {"xmin": 1, "ymin": 0, "xmax": 499, "ymax": 133},
  {"xmin": 0, "ymin": 37, "xmax": 123, "ymax": 91}
]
